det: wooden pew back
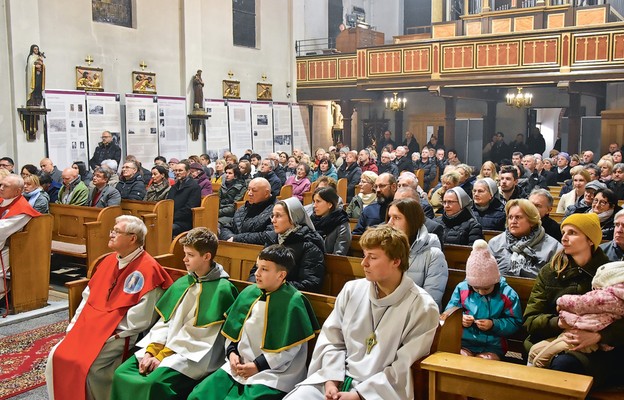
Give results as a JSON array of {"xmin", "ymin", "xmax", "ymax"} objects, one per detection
[
  {"xmin": 192, "ymin": 193, "xmax": 219, "ymax": 233},
  {"xmin": 121, "ymin": 199, "xmax": 174, "ymax": 256},
  {"xmin": 9, "ymin": 214, "xmax": 53, "ymax": 313},
  {"xmin": 443, "ymin": 244, "xmax": 472, "ymax": 270},
  {"xmin": 302, "ymin": 181, "xmax": 319, "ymax": 206},
  {"xmin": 337, "ymin": 178, "xmax": 347, "ymax": 203}
]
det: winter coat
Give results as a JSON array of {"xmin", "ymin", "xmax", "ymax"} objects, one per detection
[
  {"xmin": 472, "ymin": 197, "xmax": 506, "ymax": 231},
  {"xmin": 285, "ymin": 176, "xmax": 311, "ymax": 201},
  {"xmin": 23, "ymin": 188, "xmax": 50, "ymax": 213},
  {"xmin": 407, "ymin": 225, "xmax": 448, "ymax": 309},
  {"xmin": 260, "ymin": 171, "xmax": 283, "ymax": 197},
  {"xmin": 600, "ymin": 240, "xmax": 624, "ymax": 262},
  {"xmin": 116, "ymin": 171, "xmax": 147, "ymax": 201},
  {"xmin": 378, "ymin": 162, "xmax": 398, "ymax": 177},
  {"xmin": 608, "ymin": 180, "xmax": 624, "ymax": 200},
  {"xmin": 194, "ymin": 172, "xmax": 213, "ymax": 197},
  {"xmin": 167, "ymin": 177, "xmax": 201, "ymax": 236},
  {"xmin": 394, "ymin": 156, "xmax": 413, "ymax": 174},
  {"xmin": 358, "ymin": 159, "xmax": 378, "ymax": 174},
  {"xmin": 249, "ymin": 225, "xmax": 326, "ymax": 292},
  {"xmin": 446, "ymin": 277, "xmax": 522, "ymax": 357},
  {"xmin": 219, "ymin": 196, "xmax": 276, "ymax": 244},
  {"xmin": 87, "ymin": 185, "xmax": 121, "ymax": 208},
  {"xmin": 311, "ymin": 209, "xmax": 351, "ymax": 256},
  {"xmin": 556, "ymin": 166, "xmax": 572, "ymax": 183},
  {"xmin": 337, "ymin": 162, "xmax": 362, "ymax": 203},
  {"xmin": 542, "ymin": 216, "xmax": 562, "ymax": 242},
  {"xmin": 523, "ymin": 248, "xmax": 624, "ymax": 386},
  {"xmin": 57, "ymin": 178, "xmax": 89, "ymax": 206},
  {"xmin": 217, "ymin": 178, "xmax": 247, "ymax": 222},
  {"xmin": 403, "ymin": 137, "xmax": 420, "ymax": 155},
  {"xmin": 435, "ymin": 208, "xmax": 483, "ymax": 246},
  {"xmin": 557, "ymin": 189, "xmax": 580, "ymax": 214},
  {"xmin": 415, "ymin": 159, "xmax": 437, "ymax": 191},
  {"xmin": 312, "ymin": 164, "xmax": 339, "ymax": 182},
  {"xmin": 488, "ymin": 230, "xmax": 561, "ymax": 278},
  {"xmin": 88, "ymin": 141, "xmax": 121, "ymax": 170},
  {"xmin": 594, "ymin": 207, "xmax": 622, "ymax": 241},
  {"xmin": 144, "ymin": 181, "xmax": 171, "ymax": 202},
  {"xmin": 352, "ymin": 202, "xmax": 388, "ymax": 235},
  {"xmin": 345, "ymin": 192, "xmax": 377, "ymax": 220},
  {"xmin": 274, "ymin": 164, "xmax": 287, "ymax": 185}
]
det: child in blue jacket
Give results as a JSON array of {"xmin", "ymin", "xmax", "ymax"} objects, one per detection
[{"xmin": 445, "ymin": 239, "xmax": 523, "ymax": 360}]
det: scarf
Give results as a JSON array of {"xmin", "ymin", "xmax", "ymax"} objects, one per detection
[
  {"xmin": 505, "ymin": 226, "xmax": 545, "ymax": 276},
  {"xmin": 145, "ymin": 179, "xmax": 169, "ymax": 200},
  {"xmin": 23, "ymin": 188, "xmax": 42, "ymax": 206},
  {"xmin": 359, "ymin": 192, "xmax": 377, "ymax": 206},
  {"xmin": 311, "ymin": 209, "xmax": 349, "ymax": 237},
  {"xmin": 596, "ymin": 208, "xmax": 615, "ymax": 224},
  {"xmin": 278, "ymin": 225, "xmax": 300, "ymax": 245}
]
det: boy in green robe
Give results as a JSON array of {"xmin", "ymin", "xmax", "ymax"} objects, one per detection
[
  {"xmin": 188, "ymin": 244, "xmax": 320, "ymax": 400},
  {"xmin": 110, "ymin": 228, "xmax": 238, "ymax": 399}
]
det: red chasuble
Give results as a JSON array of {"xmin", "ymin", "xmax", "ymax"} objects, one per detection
[
  {"xmin": 52, "ymin": 251, "xmax": 173, "ymax": 400},
  {"xmin": 0, "ymin": 195, "xmax": 41, "ymax": 219}
]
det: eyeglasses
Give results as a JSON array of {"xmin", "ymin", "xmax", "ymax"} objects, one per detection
[
  {"xmin": 0, "ymin": 163, "xmax": 11, "ymax": 168},
  {"xmin": 592, "ymin": 199, "xmax": 609, "ymax": 207},
  {"xmin": 373, "ymin": 183, "xmax": 390, "ymax": 190},
  {"xmin": 101, "ymin": 136, "xmax": 112, "ymax": 140},
  {"xmin": 109, "ymin": 229, "xmax": 135, "ymax": 237}
]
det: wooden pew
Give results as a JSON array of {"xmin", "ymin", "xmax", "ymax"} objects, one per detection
[
  {"xmin": 422, "ymin": 351, "xmax": 593, "ymax": 400},
  {"xmin": 348, "ymin": 218, "xmax": 358, "ymax": 231},
  {"xmin": 302, "ymin": 181, "xmax": 319, "ymax": 206},
  {"xmin": 192, "ymin": 193, "xmax": 219, "ymax": 233},
  {"xmin": 121, "ymin": 199, "xmax": 173, "ymax": 256},
  {"xmin": 213, "ymin": 241, "xmax": 264, "ymax": 281},
  {"xmin": 550, "ymin": 212, "xmax": 565, "ymax": 223},
  {"xmin": 348, "ymin": 234, "xmax": 363, "ymax": 258},
  {"xmin": 8, "ymin": 214, "xmax": 53, "ymax": 313},
  {"xmin": 415, "ymin": 169, "xmax": 425, "ymax": 189},
  {"xmin": 211, "ymin": 182, "xmax": 221, "ymax": 193},
  {"xmin": 337, "ymin": 178, "xmax": 347, "ymax": 204},
  {"xmin": 483, "ymin": 230, "xmax": 502, "ymax": 242},
  {"xmin": 50, "ymin": 203, "xmax": 122, "ymax": 268},
  {"xmin": 443, "ymin": 244, "xmax": 472, "ymax": 270}
]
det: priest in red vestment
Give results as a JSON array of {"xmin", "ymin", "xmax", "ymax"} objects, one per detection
[{"xmin": 45, "ymin": 215, "xmax": 173, "ymax": 400}]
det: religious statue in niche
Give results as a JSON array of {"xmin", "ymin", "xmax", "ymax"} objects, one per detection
[
  {"xmin": 193, "ymin": 69, "xmax": 204, "ymax": 109},
  {"xmin": 331, "ymin": 101, "xmax": 344, "ymax": 145},
  {"xmin": 26, "ymin": 44, "xmax": 46, "ymax": 107}
]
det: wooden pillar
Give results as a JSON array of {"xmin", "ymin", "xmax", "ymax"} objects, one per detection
[
  {"xmin": 341, "ymin": 99, "xmax": 352, "ymax": 147},
  {"xmin": 444, "ymin": 97, "xmax": 457, "ymax": 149},
  {"xmin": 395, "ymin": 110, "xmax": 404, "ymax": 145},
  {"xmin": 568, "ymin": 93, "xmax": 581, "ymax": 154},
  {"xmin": 483, "ymin": 0, "xmax": 491, "ymax": 12},
  {"xmin": 485, "ymin": 100, "xmax": 497, "ymax": 142}
]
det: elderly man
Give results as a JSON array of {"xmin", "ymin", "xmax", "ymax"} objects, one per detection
[
  {"xmin": 555, "ymin": 152, "xmax": 572, "ymax": 182},
  {"xmin": 89, "ymin": 131, "xmax": 121, "ymax": 170},
  {"xmin": 0, "ymin": 174, "xmax": 40, "ymax": 304},
  {"xmin": 257, "ymin": 158, "xmax": 282, "ymax": 197},
  {"xmin": 582, "ymin": 150, "xmax": 594, "ymax": 165},
  {"xmin": 378, "ymin": 151, "xmax": 398, "ymax": 177},
  {"xmin": 116, "ymin": 160, "xmax": 146, "ymax": 201},
  {"xmin": 40, "ymin": 158, "xmax": 63, "ymax": 183},
  {"xmin": 521, "ymin": 154, "xmax": 547, "ymax": 192},
  {"xmin": 219, "ymin": 177, "xmax": 276, "ymax": 244},
  {"xmin": 57, "ymin": 167, "xmax": 89, "ymax": 205},
  {"xmin": 393, "ymin": 146, "xmax": 412, "ymax": 174},
  {"xmin": 269, "ymin": 152, "xmax": 287, "ymax": 185},
  {"xmin": 337, "ymin": 150, "xmax": 362, "ymax": 203},
  {"xmin": 353, "ymin": 173, "xmax": 396, "ymax": 235},
  {"xmin": 609, "ymin": 143, "xmax": 620, "ymax": 155},
  {"xmin": 168, "ymin": 161, "xmax": 201, "ymax": 237},
  {"xmin": 100, "ymin": 159, "xmax": 120, "ymax": 187},
  {"xmin": 88, "ymin": 167, "xmax": 121, "ymax": 207},
  {"xmin": 600, "ymin": 209, "xmax": 624, "ymax": 261},
  {"xmin": 529, "ymin": 188, "xmax": 561, "ymax": 242},
  {"xmin": 397, "ymin": 172, "xmax": 435, "ymax": 218},
  {"xmin": 45, "ymin": 215, "xmax": 173, "ymax": 400}
]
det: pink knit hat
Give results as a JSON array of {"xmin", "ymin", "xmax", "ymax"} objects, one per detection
[{"xmin": 466, "ymin": 239, "xmax": 500, "ymax": 288}]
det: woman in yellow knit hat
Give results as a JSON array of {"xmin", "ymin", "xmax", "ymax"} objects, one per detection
[{"xmin": 523, "ymin": 213, "xmax": 624, "ymax": 388}]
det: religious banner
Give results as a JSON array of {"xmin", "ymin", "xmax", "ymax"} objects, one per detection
[
  {"xmin": 44, "ymin": 89, "xmax": 89, "ymax": 169},
  {"xmin": 292, "ymin": 104, "xmax": 311, "ymax": 155},
  {"xmin": 85, "ymin": 92, "xmax": 122, "ymax": 165},
  {"xmin": 226, "ymin": 100, "xmax": 252, "ymax": 158},
  {"xmin": 251, "ymin": 102, "xmax": 274, "ymax": 156},
  {"xmin": 205, "ymin": 99, "xmax": 231, "ymax": 158},
  {"xmin": 273, "ymin": 102, "xmax": 293, "ymax": 154},
  {"xmin": 157, "ymin": 96, "xmax": 187, "ymax": 162},
  {"xmin": 125, "ymin": 94, "xmax": 159, "ymax": 168}
]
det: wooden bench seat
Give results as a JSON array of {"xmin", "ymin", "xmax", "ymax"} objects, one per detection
[
  {"xmin": 8, "ymin": 214, "xmax": 53, "ymax": 313},
  {"xmin": 50, "ymin": 203, "xmax": 122, "ymax": 268},
  {"xmin": 121, "ymin": 199, "xmax": 174, "ymax": 256}
]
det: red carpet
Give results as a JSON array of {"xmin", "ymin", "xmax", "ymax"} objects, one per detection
[{"xmin": 0, "ymin": 320, "xmax": 68, "ymax": 399}]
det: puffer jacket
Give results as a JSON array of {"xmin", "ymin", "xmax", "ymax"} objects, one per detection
[
  {"xmin": 219, "ymin": 196, "xmax": 276, "ymax": 244},
  {"xmin": 217, "ymin": 178, "xmax": 247, "ymax": 223},
  {"xmin": 435, "ymin": 208, "xmax": 483, "ymax": 246},
  {"xmin": 472, "ymin": 197, "xmax": 506, "ymax": 231},
  {"xmin": 194, "ymin": 171, "xmax": 213, "ymax": 197},
  {"xmin": 116, "ymin": 171, "xmax": 146, "ymax": 201},
  {"xmin": 337, "ymin": 162, "xmax": 362, "ymax": 203},
  {"xmin": 488, "ymin": 231, "xmax": 562, "ymax": 278},
  {"xmin": 523, "ymin": 249, "xmax": 624, "ymax": 386},
  {"xmin": 446, "ymin": 277, "xmax": 522, "ymax": 357},
  {"xmin": 407, "ymin": 225, "xmax": 448, "ymax": 309},
  {"xmin": 249, "ymin": 225, "xmax": 326, "ymax": 292}
]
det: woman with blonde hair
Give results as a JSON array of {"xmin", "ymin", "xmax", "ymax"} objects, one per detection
[
  {"xmin": 477, "ymin": 160, "xmax": 499, "ymax": 181},
  {"xmin": 23, "ymin": 174, "xmax": 49, "ymax": 213},
  {"xmin": 430, "ymin": 171, "xmax": 460, "ymax": 212},
  {"xmin": 211, "ymin": 159, "xmax": 227, "ymax": 184},
  {"xmin": 557, "ymin": 167, "xmax": 590, "ymax": 214},
  {"xmin": 598, "ymin": 159, "xmax": 614, "ymax": 183},
  {"xmin": 346, "ymin": 170, "xmax": 378, "ymax": 219},
  {"xmin": 488, "ymin": 199, "xmax": 562, "ymax": 278}
]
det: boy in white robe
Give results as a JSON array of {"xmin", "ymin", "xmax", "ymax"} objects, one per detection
[
  {"xmin": 188, "ymin": 244, "xmax": 320, "ymax": 400},
  {"xmin": 285, "ymin": 225, "xmax": 440, "ymax": 400},
  {"xmin": 110, "ymin": 228, "xmax": 238, "ymax": 399}
]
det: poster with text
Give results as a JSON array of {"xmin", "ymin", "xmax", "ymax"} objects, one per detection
[
  {"xmin": 312, "ymin": 104, "xmax": 332, "ymax": 151},
  {"xmin": 273, "ymin": 103, "xmax": 292, "ymax": 154},
  {"xmin": 251, "ymin": 102, "xmax": 274, "ymax": 157},
  {"xmin": 292, "ymin": 104, "xmax": 311, "ymax": 155},
  {"xmin": 157, "ymin": 96, "xmax": 187, "ymax": 162},
  {"xmin": 227, "ymin": 100, "xmax": 252, "ymax": 158},
  {"xmin": 125, "ymin": 94, "xmax": 159, "ymax": 168},
  {"xmin": 205, "ymin": 99, "xmax": 231, "ymax": 159},
  {"xmin": 44, "ymin": 89, "xmax": 89, "ymax": 169},
  {"xmin": 86, "ymin": 92, "xmax": 122, "ymax": 167}
]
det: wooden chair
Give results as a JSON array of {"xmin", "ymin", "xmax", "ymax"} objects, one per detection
[
  {"xmin": 50, "ymin": 204, "xmax": 122, "ymax": 268},
  {"xmin": 8, "ymin": 214, "xmax": 53, "ymax": 313},
  {"xmin": 121, "ymin": 199, "xmax": 174, "ymax": 256},
  {"xmin": 192, "ymin": 193, "xmax": 219, "ymax": 233}
]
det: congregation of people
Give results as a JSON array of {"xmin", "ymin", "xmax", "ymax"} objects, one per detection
[{"xmin": 2, "ymin": 127, "xmax": 624, "ymax": 399}]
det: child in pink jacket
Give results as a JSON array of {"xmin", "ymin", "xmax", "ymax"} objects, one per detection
[{"xmin": 528, "ymin": 261, "xmax": 624, "ymax": 368}]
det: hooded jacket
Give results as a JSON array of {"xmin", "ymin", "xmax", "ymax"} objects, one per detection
[{"xmin": 407, "ymin": 225, "xmax": 448, "ymax": 309}]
